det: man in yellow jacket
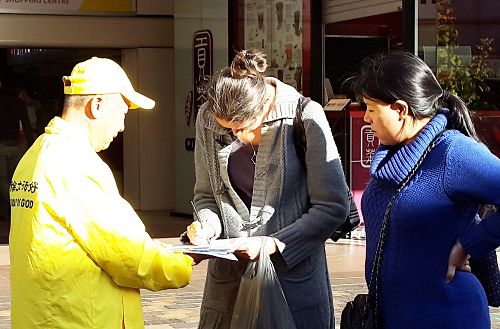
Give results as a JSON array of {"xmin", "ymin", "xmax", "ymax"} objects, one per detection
[{"xmin": 9, "ymin": 57, "xmax": 194, "ymax": 328}]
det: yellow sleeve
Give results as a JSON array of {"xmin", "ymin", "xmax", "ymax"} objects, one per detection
[{"xmin": 44, "ymin": 168, "xmax": 192, "ymax": 291}]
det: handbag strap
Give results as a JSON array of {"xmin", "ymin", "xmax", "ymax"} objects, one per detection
[
  {"xmin": 368, "ymin": 129, "xmax": 446, "ymax": 327},
  {"xmin": 293, "ymin": 96, "xmax": 311, "ymax": 167}
]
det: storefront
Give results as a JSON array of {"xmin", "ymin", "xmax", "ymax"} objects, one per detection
[
  {"xmin": 16, "ymin": 0, "xmax": 487, "ymax": 220},
  {"xmin": 418, "ymin": 0, "xmax": 500, "ymax": 157},
  {"xmin": 8, "ymin": 0, "xmax": 495, "ymax": 218},
  {"xmin": 0, "ymin": 0, "xmax": 176, "ymax": 211}
]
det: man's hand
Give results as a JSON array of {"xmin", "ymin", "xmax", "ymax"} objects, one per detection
[
  {"xmin": 234, "ymin": 236, "xmax": 280, "ymax": 260},
  {"xmin": 186, "ymin": 253, "xmax": 214, "ymax": 265},
  {"xmin": 446, "ymin": 240, "xmax": 471, "ymax": 283}
]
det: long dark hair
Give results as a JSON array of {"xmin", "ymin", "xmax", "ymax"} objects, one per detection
[{"xmin": 352, "ymin": 52, "xmax": 479, "ymax": 141}]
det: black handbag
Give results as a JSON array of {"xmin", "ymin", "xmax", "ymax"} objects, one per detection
[
  {"xmin": 330, "ymin": 190, "xmax": 361, "ymax": 241},
  {"xmin": 340, "ymin": 130, "xmax": 445, "ymax": 329},
  {"xmin": 292, "ymin": 97, "xmax": 360, "ymax": 241},
  {"xmin": 340, "ymin": 294, "xmax": 374, "ymax": 329},
  {"xmin": 470, "ymin": 250, "xmax": 500, "ymax": 307}
]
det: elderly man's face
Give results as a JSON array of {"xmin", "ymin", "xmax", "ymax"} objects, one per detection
[{"xmin": 92, "ymin": 94, "xmax": 129, "ymax": 152}]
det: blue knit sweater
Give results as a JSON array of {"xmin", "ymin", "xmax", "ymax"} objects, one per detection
[{"xmin": 362, "ymin": 112, "xmax": 500, "ymax": 328}]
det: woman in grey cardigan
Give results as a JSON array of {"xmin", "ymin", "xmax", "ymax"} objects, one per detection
[{"xmin": 188, "ymin": 49, "xmax": 349, "ymax": 329}]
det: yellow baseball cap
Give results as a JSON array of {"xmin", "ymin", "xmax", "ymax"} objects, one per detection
[{"xmin": 62, "ymin": 57, "xmax": 155, "ymax": 110}]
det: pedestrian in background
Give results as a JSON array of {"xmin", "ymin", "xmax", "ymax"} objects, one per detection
[
  {"xmin": 9, "ymin": 57, "xmax": 195, "ymax": 328},
  {"xmin": 353, "ymin": 52, "xmax": 500, "ymax": 328},
  {"xmin": 187, "ymin": 49, "xmax": 349, "ymax": 329},
  {"xmin": 18, "ymin": 84, "xmax": 43, "ymax": 136}
]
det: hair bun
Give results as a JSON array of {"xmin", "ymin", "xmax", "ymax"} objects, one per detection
[{"xmin": 230, "ymin": 49, "xmax": 268, "ymax": 79}]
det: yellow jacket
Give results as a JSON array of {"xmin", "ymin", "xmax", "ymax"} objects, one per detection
[{"xmin": 9, "ymin": 117, "xmax": 192, "ymax": 328}]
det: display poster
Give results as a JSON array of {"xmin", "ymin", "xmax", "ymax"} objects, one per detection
[
  {"xmin": 0, "ymin": 0, "xmax": 135, "ymax": 15},
  {"xmin": 244, "ymin": 0, "xmax": 303, "ymax": 92}
]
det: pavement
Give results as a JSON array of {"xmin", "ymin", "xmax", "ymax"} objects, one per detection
[{"xmin": 1, "ymin": 211, "xmax": 500, "ymax": 328}]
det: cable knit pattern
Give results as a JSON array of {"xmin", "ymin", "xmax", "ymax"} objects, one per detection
[{"xmin": 362, "ymin": 112, "xmax": 500, "ymax": 328}]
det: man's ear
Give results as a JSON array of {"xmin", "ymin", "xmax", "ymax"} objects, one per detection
[
  {"xmin": 89, "ymin": 96, "xmax": 104, "ymax": 119},
  {"xmin": 391, "ymin": 100, "xmax": 409, "ymax": 120}
]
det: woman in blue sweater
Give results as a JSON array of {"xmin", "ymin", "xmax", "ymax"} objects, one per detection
[{"xmin": 352, "ymin": 52, "xmax": 500, "ymax": 328}]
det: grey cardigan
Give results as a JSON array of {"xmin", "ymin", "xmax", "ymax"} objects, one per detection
[{"xmin": 194, "ymin": 78, "xmax": 349, "ymax": 329}]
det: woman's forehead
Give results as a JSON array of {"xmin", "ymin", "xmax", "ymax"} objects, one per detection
[{"xmin": 363, "ymin": 97, "xmax": 390, "ymax": 106}]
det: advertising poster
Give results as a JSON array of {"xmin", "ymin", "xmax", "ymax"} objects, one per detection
[{"xmin": 244, "ymin": 0, "xmax": 303, "ymax": 92}]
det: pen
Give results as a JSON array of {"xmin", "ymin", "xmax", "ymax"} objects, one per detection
[
  {"xmin": 190, "ymin": 201, "xmax": 211, "ymax": 245},
  {"xmin": 191, "ymin": 200, "xmax": 203, "ymax": 223}
]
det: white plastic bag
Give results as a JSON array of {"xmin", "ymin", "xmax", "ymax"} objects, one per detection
[{"xmin": 230, "ymin": 239, "xmax": 297, "ymax": 329}]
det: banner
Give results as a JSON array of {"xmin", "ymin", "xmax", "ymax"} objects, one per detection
[{"xmin": 0, "ymin": 0, "xmax": 135, "ymax": 15}]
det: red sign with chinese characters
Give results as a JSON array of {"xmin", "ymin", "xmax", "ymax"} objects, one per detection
[
  {"xmin": 360, "ymin": 125, "xmax": 378, "ymax": 168},
  {"xmin": 350, "ymin": 112, "xmax": 379, "ymax": 222},
  {"xmin": 351, "ymin": 113, "xmax": 379, "ymax": 191}
]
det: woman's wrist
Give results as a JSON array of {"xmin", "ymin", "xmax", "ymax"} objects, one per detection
[{"xmin": 268, "ymin": 237, "xmax": 284, "ymax": 254}]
